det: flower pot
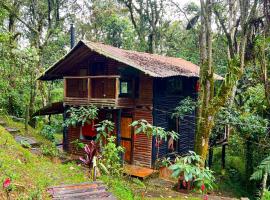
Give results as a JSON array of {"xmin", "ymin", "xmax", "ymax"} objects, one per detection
[{"xmin": 159, "ymin": 166, "xmax": 173, "ymax": 180}]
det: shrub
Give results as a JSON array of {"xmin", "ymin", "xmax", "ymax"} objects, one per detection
[
  {"xmin": 100, "ymin": 136, "xmax": 124, "ymax": 177},
  {"xmin": 169, "ymin": 151, "xmax": 215, "ymax": 192},
  {"xmin": 95, "ymin": 120, "xmax": 115, "ymax": 147},
  {"xmin": 40, "ymin": 144, "xmax": 59, "ymax": 157},
  {"xmin": 40, "ymin": 125, "xmax": 56, "ymax": 142},
  {"xmin": 263, "ymin": 190, "xmax": 270, "ymax": 200}
]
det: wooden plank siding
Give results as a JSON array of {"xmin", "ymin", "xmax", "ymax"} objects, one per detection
[
  {"xmin": 152, "ymin": 77, "xmax": 197, "ymax": 161},
  {"xmin": 63, "ymin": 52, "xmax": 154, "ymax": 168},
  {"xmin": 133, "ymin": 109, "xmax": 153, "ymax": 168}
]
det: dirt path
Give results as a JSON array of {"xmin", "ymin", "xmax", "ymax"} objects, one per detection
[{"xmin": 142, "ymin": 178, "xmax": 238, "ymax": 200}]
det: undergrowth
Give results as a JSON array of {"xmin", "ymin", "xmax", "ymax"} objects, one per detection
[{"xmin": 0, "ymin": 125, "xmax": 88, "ymax": 199}]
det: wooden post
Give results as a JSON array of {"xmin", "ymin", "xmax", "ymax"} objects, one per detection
[
  {"xmin": 88, "ymin": 78, "xmax": 91, "ymax": 100},
  {"xmin": 64, "ymin": 78, "xmax": 67, "ymax": 98},
  {"xmin": 115, "ymin": 77, "xmax": 120, "ymax": 100},
  {"xmin": 116, "ymin": 109, "xmax": 124, "ymax": 164},
  {"xmin": 117, "ymin": 109, "xmax": 121, "ymax": 146},
  {"xmin": 63, "ymin": 106, "xmax": 69, "ymax": 151}
]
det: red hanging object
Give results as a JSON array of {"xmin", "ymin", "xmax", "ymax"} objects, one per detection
[
  {"xmin": 195, "ymin": 81, "xmax": 200, "ymax": 92},
  {"xmin": 82, "ymin": 121, "xmax": 97, "ymax": 137}
]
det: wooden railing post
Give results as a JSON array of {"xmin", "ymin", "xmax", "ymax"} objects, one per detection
[
  {"xmin": 88, "ymin": 78, "xmax": 91, "ymax": 101},
  {"xmin": 115, "ymin": 77, "xmax": 120, "ymax": 100},
  {"xmin": 115, "ymin": 77, "xmax": 120, "ymax": 107}
]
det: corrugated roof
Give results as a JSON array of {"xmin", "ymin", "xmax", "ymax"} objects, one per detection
[{"xmin": 38, "ymin": 40, "xmax": 223, "ymax": 80}]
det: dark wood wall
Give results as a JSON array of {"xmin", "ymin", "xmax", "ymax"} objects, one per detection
[{"xmin": 152, "ymin": 76, "xmax": 197, "ymax": 162}]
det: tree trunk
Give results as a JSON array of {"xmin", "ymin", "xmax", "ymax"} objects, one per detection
[
  {"xmin": 195, "ymin": 0, "xmax": 214, "ymax": 162},
  {"xmin": 245, "ymin": 138, "xmax": 253, "ymax": 190},
  {"xmin": 221, "ymin": 145, "xmax": 226, "ymax": 169},
  {"xmin": 261, "ymin": 172, "xmax": 268, "ymax": 199},
  {"xmin": 208, "ymin": 147, "xmax": 213, "ymax": 168}
]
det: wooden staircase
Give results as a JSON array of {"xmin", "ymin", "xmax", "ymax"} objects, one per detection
[{"xmin": 47, "ymin": 181, "xmax": 116, "ymax": 200}]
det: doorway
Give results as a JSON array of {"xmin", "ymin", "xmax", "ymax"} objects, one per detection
[{"xmin": 120, "ymin": 117, "xmax": 133, "ymax": 163}]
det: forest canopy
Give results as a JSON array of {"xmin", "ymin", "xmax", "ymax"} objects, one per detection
[{"xmin": 0, "ymin": 0, "xmax": 270, "ymax": 198}]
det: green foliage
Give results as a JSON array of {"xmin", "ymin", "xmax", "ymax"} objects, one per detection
[
  {"xmin": 262, "ymin": 190, "xmax": 270, "ymax": 200},
  {"xmin": 40, "ymin": 144, "xmax": 59, "ymax": 157},
  {"xmin": 95, "ymin": 120, "xmax": 115, "ymax": 147},
  {"xmin": 100, "ymin": 136, "xmax": 124, "ymax": 177},
  {"xmin": 100, "ymin": 176, "xmax": 135, "ymax": 200},
  {"xmin": 250, "ymin": 156, "xmax": 270, "ymax": 181},
  {"xmin": 155, "ymin": 157, "xmax": 172, "ymax": 168},
  {"xmin": 20, "ymin": 140, "xmax": 31, "ymax": 149},
  {"xmin": 131, "ymin": 119, "xmax": 178, "ymax": 141},
  {"xmin": 172, "ymin": 97, "xmax": 197, "ymax": 119},
  {"xmin": 169, "ymin": 151, "xmax": 215, "ymax": 192},
  {"xmin": 40, "ymin": 125, "xmax": 56, "ymax": 142},
  {"xmin": 71, "ymin": 139, "xmax": 85, "ymax": 150},
  {"xmin": 63, "ymin": 105, "xmax": 98, "ymax": 127},
  {"xmin": 0, "ymin": 126, "xmax": 87, "ymax": 199}
]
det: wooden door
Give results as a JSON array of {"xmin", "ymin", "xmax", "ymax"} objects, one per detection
[{"xmin": 121, "ymin": 117, "xmax": 133, "ymax": 163}]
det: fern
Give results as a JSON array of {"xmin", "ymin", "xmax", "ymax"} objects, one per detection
[{"xmin": 250, "ymin": 156, "xmax": 270, "ymax": 181}]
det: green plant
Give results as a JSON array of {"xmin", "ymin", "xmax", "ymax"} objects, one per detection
[
  {"xmin": 100, "ymin": 136, "xmax": 124, "ymax": 177},
  {"xmin": 40, "ymin": 144, "xmax": 59, "ymax": 157},
  {"xmin": 20, "ymin": 140, "xmax": 31, "ymax": 148},
  {"xmin": 130, "ymin": 119, "xmax": 178, "ymax": 162},
  {"xmin": 250, "ymin": 156, "xmax": 270, "ymax": 199},
  {"xmin": 95, "ymin": 120, "xmax": 115, "ymax": 148},
  {"xmin": 169, "ymin": 151, "xmax": 215, "ymax": 192},
  {"xmin": 79, "ymin": 140, "xmax": 99, "ymax": 180},
  {"xmin": 156, "ymin": 157, "xmax": 172, "ymax": 168},
  {"xmin": 71, "ymin": 139, "xmax": 85, "ymax": 150},
  {"xmin": 262, "ymin": 189, "xmax": 270, "ymax": 200},
  {"xmin": 40, "ymin": 125, "xmax": 56, "ymax": 142},
  {"xmin": 63, "ymin": 105, "xmax": 98, "ymax": 127},
  {"xmin": 172, "ymin": 97, "xmax": 197, "ymax": 119}
]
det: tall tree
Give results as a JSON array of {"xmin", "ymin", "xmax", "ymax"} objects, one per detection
[
  {"xmin": 195, "ymin": 0, "xmax": 260, "ymax": 162},
  {"xmin": 119, "ymin": 0, "xmax": 165, "ymax": 53}
]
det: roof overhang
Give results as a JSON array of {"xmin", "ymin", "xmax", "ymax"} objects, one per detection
[{"xmin": 38, "ymin": 40, "xmax": 224, "ymax": 81}]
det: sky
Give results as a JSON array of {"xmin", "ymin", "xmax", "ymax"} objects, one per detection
[{"xmin": 174, "ymin": 0, "xmax": 200, "ymax": 5}]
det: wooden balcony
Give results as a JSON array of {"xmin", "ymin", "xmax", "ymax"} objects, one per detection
[{"xmin": 63, "ymin": 76, "xmax": 134, "ymax": 108}]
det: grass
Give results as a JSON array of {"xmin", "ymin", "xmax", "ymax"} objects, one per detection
[
  {"xmin": 1, "ymin": 115, "xmax": 51, "ymax": 145},
  {"xmin": 0, "ymin": 125, "xmax": 88, "ymax": 199},
  {"xmin": 0, "ymin": 115, "xmax": 205, "ymax": 200}
]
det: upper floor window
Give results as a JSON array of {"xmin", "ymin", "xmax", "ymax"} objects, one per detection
[
  {"xmin": 119, "ymin": 79, "xmax": 133, "ymax": 97},
  {"xmin": 166, "ymin": 78, "xmax": 183, "ymax": 95}
]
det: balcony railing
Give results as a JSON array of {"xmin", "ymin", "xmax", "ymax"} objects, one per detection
[{"xmin": 63, "ymin": 75, "xmax": 121, "ymax": 107}]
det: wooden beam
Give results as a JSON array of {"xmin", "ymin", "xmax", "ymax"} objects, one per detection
[
  {"xmin": 115, "ymin": 77, "xmax": 120, "ymax": 101},
  {"xmin": 88, "ymin": 78, "xmax": 91, "ymax": 100},
  {"xmin": 63, "ymin": 75, "xmax": 120, "ymax": 79}
]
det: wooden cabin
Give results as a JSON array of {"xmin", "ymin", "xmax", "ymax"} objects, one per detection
[{"xmin": 38, "ymin": 40, "xmax": 222, "ymax": 168}]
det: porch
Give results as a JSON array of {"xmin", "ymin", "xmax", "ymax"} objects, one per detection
[{"xmin": 63, "ymin": 76, "xmax": 134, "ymax": 108}]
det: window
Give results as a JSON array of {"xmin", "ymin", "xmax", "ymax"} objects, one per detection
[
  {"xmin": 166, "ymin": 78, "xmax": 183, "ymax": 95},
  {"xmin": 119, "ymin": 79, "xmax": 133, "ymax": 97}
]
